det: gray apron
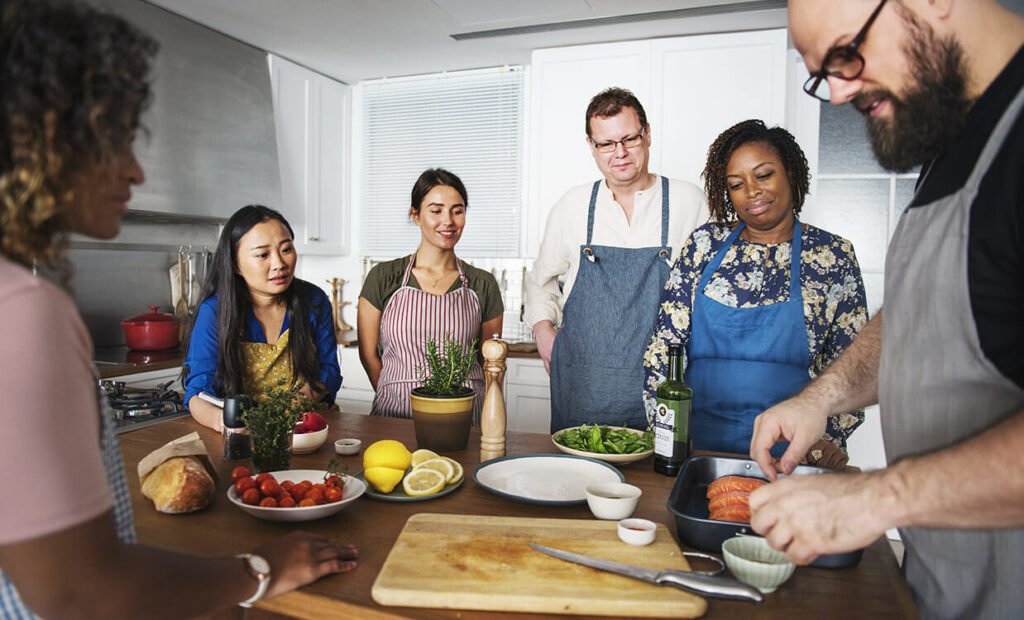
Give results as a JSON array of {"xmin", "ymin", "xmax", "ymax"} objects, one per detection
[
  {"xmin": 550, "ymin": 177, "xmax": 671, "ymax": 432},
  {"xmin": 879, "ymin": 86, "xmax": 1024, "ymax": 620}
]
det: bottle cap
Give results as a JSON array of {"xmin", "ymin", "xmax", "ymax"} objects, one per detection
[
  {"xmin": 222, "ymin": 394, "xmax": 251, "ymax": 429},
  {"xmin": 668, "ymin": 343, "xmax": 682, "ymax": 354}
]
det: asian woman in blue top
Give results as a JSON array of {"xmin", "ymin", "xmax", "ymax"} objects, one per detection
[{"xmin": 183, "ymin": 205, "xmax": 341, "ymax": 431}]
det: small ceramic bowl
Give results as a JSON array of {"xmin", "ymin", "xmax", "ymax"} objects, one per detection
[
  {"xmin": 334, "ymin": 438, "xmax": 362, "ymax": 455},
  {"xmin": 617, "ymin": 518, "xmax": 657, "ymax": 546},
  {"xmin": 585, "ymin": 482, "xmax": 642, "ymax": 520},
  {"xmin": 291, "ymin": 426, "xmax": 328, "ymax": 454},
  {"xmin": 721, "ymin": 536, "xmax": 795, "ymax": 593}
]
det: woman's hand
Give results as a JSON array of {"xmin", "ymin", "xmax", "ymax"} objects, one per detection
[{"xmin": 255, "ymin": 532, "xmax": 358, "ymax": 600}]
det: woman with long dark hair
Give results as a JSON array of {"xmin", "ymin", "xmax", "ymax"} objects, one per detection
[
  {"xmin": 357, "ymin": 168, "xmax": 503, "ymax": 421},
  {"xmin": 183, "ymin": 205, "xmax": 341, "ymax": 431},
  {"xmin": 0, "ymin": 1, "xmax": 356, "ymax": 616}
]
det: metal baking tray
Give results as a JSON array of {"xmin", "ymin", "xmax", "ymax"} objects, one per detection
[{"xmin": 667, "ymin": 455, "xmax": 864, "ymax": 569}]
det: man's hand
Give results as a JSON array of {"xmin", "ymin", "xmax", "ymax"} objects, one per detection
[
  {"xmin": 533, "ymin": 320, "xmax": 558, "ymax": 373},
  {"xmin": 750, "ymin": 396, "xmax": 829, "ymax": 479},
  {"xmin": 256, "ymin": 532, "xmax": 358, "ymax": 599},
  {"xmin": 749, "ymin": 473, "xmax": 889, "ymax": 565}
]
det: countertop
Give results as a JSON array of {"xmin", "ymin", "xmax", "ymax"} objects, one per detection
[
  {"xmin": 118, "ymin": 415, "xmax": 915, "ymax": 619},
  {"xmin": 94, "ymin": 346, "xmax": 184, "ymax": 379}
]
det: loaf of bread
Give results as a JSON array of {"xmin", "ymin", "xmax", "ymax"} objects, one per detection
[{"xmin": 141, "ymin": 456, "xmax": 215, "ymax": 514}]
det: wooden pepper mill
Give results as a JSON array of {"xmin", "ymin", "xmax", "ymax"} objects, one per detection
[
  {"xmin": 327, "ymin": 277, "xmax": 353, "ymax": 335},
  {"xmin": 480, "ymin": 336, "xmax": 508, "ymax": 462}
]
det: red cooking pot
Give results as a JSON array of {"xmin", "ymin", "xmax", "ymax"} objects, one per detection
[{"xmin": 121, "ymin": 306, "xmax": 180, "ymax": 351}]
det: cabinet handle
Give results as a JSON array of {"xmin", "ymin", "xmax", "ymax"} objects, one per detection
[{"xmin": 308, "ymin": 236, "xmax": 320, "ymax": 242}]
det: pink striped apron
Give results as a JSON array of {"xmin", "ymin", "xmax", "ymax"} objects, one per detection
[{"xmin": 371, "ymin": 255, "xmax": 485, "ymax": 422}]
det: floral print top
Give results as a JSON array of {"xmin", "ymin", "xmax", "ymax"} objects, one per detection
[{"xmin": 642, "ymin": 222, "xmax": 869, "ymax": 448}]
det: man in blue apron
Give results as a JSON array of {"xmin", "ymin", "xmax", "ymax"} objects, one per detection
[
  {"xmin": 749, "ymin": 2, "xmax": 1024, "ymax": 618},
  {"xmin": 524, "ymin": 87, "xmax": 709, "ymax": 432}
]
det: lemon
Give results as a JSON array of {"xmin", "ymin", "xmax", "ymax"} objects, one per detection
[
  {"xmin": 441, "ymin": 456, "xmax": 464, "ymax": 485},
  {"xmin": 411, "ymin": 448, "xmax": 440, "ymax": 468},
  {"xmin": 363, "ymin": 439, "xmax": 412, "ymax": 471},
  {"xmin": 402, "ymin": 468, "xmax": 446, "ymax": 496},
  {"xmin": 416, "ymin": 458, "xmax": 455, "ymax": 483},
  {"xmin": 364, "ymin": 467, "xmax": 406, "ymax": 494}
]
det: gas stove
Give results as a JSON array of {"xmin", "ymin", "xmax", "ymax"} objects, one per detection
[{"xmin": 100, "ymin": 380, "xmax": 190, "ymax": 433}]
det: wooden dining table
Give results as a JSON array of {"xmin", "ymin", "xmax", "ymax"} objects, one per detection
[{"xmin": 118, "ymin": 413, "xmax": 916, "ymax": 619}]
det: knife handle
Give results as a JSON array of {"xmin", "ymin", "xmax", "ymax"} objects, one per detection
[{"xmin": 655, "ymin": 570, "xmax": 764, "ymax": 603}]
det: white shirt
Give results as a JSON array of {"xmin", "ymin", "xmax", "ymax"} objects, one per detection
[{"xmin": 525, "ymin": 176, "xmax": 709, "ymax": 328}]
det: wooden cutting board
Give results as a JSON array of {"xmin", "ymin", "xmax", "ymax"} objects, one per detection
[{"xmin": 371, "ymin": 513, "xmax": 707, "ymax": 618}]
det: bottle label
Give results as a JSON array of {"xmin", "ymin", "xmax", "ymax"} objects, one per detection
[{"xmin": 654, "ymin": 397, "xmax": 688, "ymax": 457}]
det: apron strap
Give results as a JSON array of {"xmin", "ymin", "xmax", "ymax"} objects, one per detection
[
  {"xmin": 966, "ymin": 84, "xmax": 1024, "ymax": 189},
  {"xmin": 585, "ymin": 180, "xmax": 600, "ymax": 247},
  {"xmin": 789, "ymin": 218, "xmax": 802, "ymax": 300},
  {"xmin": 697, "ymin": 223, "xmax": 745, "ymax": 292},
  {"xmin": 660, "ymin": 175, "xmax": 670, "ymax": 249},
  {"xmin": 585, "ymin": 177, "xmax": 673, "ymax": 263},
  {"xmin": 400, "ymin": 254, "xmax": 417, "ymax": 287}
]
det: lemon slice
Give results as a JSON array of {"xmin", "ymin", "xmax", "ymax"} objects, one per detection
[
  {"xmin": 402, "ymin": 468, "xmax": 446, "ymax": 496},
  {"xmin": 441, "ymin": 456, "xmax": 464, "ymax": 485},
  {"xmin": 416, "ymin": 458, "xmax": 455, "ymax": 483},
  {"xmin": 411, "ymin": 448, "xmax": 440, "ymax": 468},
  {"xmin": 364, "ymin": 466, "xmax": 405, "ymax": 494}
]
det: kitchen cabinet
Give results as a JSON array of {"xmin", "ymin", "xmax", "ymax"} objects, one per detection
[
  {"xmin": 526, "ymin": 29, "xmax": 787, "ymax": 256},
  {"xmin": 504, "ymin": 357, "xmax": 551, "ymax": 433},
  {"xmin": 269, "ymin": 55, "xmax": 352, "ymax": 255}
]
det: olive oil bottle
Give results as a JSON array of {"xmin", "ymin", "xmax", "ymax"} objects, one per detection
[{"xmin": 654, "ymin": 344, "xmax": 692, "ymax": 476}]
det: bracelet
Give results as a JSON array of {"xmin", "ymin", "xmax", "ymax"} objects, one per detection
[{"xmin": 235, "ymin": 553, "xmax": 271, "ymax": 607}]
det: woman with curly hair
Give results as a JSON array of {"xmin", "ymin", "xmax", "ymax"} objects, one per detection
[
  {"xmin": 0, "ymin": 1, "xmax": 356, "ymax": 617},
  {"xmin": 642, "ymin": 119, "xmax": 868, "ymax": 468}
]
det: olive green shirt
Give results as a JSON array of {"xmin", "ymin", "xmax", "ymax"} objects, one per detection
[{"xmin": 360, "ymin": 256, "xmax": 504, "ymax": 322}]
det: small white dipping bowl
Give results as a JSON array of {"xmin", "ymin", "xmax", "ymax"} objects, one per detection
[
  {"xmin": 334, "ymin": 438, "xmax": 362, "ymax": 455},
  {"xmin": 291, "ymin": 426, "xmax": 328, "ymax": 454},
  {"xmin": 721, "ymin": 536, "xmax": 795, "ymax": 593},
  {"xmin": 617, "ymin": 518, "xmax": 656, "ymax": 545},
  {"xmin": 585, "ymin": 482, "xmax": 641, "ymax": 520}
]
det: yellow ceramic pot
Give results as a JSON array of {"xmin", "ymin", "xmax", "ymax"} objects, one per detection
[{"xmin": 410, "ymin": 388, "xmax": 474, "ymax": 451}]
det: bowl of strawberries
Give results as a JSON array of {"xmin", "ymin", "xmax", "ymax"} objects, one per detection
[{"xmin": 291, "ymin": 411, "xmax": 329, "ymax": 454}]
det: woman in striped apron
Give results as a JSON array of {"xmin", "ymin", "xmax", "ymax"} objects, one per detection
[{"xmin": 358, "ymin": 169, "xmax": 504, "ymax": 422}]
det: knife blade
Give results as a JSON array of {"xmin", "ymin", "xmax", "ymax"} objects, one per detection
[{"xmin": 529, "ymin": 544, "xmax": 763, "ymax": 603}]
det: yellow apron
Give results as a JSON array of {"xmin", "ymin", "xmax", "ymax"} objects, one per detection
[{"xmin": 242, "ymin": 330, "xmax": 297, "ymax": 401}]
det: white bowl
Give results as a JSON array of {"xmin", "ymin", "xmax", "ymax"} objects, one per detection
[
  {"xmin": 585, "ymin": 482, "xmax": 642, "ymax": 520},
  {"xmin": 721, "ymin": 536, "xmax": 795, "ymax": 593},
  {"xmin": 226, "ymin": 469, "xmax": 365, "ymax": 522},
  {"xmin": 618, "ymin": 518, "xmax": 657, "ymax": 545},
  {"xmin": 334, "ymin": 438, "xmax": 362, "ymax": 455},
  {"xmin": 291, "ymin": 425, "xmax": 328, "ymax": 454},
  {"xmin": 552, "ymin": 426, "xmax": 654, "ymax": 464}
]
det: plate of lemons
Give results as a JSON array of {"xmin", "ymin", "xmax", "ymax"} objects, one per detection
[{"xmin": 357, "ymin": 440, "xmax": 464, "ymax": 502}]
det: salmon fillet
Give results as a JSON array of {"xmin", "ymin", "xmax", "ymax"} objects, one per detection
[
  {"xmin": 706, "ymin": 475, "xmax": 767, "ymax": 499},
  {"xmin": 708, "ymin": 490, "xmax": 750, "ymax": 512},
  {"xmin": 708, "ymin": 505, "xmax": 752, "ymax": 523}
]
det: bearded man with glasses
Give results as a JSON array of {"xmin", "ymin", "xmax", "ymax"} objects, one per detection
[
  {"xmin": 748, "ymin": 2, "xmax": 1024, "ymax": 618},
  {"xmin": 525, "ymin": 87, "xmax": 709, "ymax": 432}
]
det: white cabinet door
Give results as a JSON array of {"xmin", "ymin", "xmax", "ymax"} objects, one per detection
[
  {"xmin": 650, "ymin": 29, "xmax": 787, "ymax": 187},
  {"xmin": 269, "ymin": 55, "xmax": 351, "ymax": 255},
  {"xmin": 504, "ymin": 357, "xmax": 551, "ymax": 433},
  {"xmin": 527, "ymin": 42, "xmax": 652, "ymax": 257}
]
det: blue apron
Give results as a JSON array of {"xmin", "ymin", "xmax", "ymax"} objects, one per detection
[
  {"xmin": 685, "ymin": 219, "xmax": 808, "ymax": 455},
  {"xmin": 550, "ymin": 177, "xmax": 672, "ymax": 432}
]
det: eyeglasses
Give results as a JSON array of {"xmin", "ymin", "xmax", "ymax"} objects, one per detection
[
  {"xmin": 589, "ymin": 127, "xmax": 647, "ymax": 153},
  {"xmin": 803, "ymin": 0, "xmax": 888, "ymax": 102}
]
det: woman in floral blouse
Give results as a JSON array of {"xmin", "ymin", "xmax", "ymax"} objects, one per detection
[{"xmin": 642, "ymin": 119, "xmax": 867, "ymax": 468}]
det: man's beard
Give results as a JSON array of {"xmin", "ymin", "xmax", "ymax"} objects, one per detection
[{"xmin": 858, "ymin": 10, "xmax": 972, "ymax": 172}]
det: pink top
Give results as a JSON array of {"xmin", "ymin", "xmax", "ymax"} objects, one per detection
[{"xmin": 0, "ymin": 258, "xmax": 112, "ymax": 544}]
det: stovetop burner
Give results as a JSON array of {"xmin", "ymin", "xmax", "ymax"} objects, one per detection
[{"xmin": 100, "ymin": 380, "xmax": 189, "ymax": 433}]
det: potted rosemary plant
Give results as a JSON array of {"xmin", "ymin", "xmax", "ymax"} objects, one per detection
[
  {"xmin": 410, "ymin": 335, "xmax": 478, "ymax": 451},
  {"xmin": 242, "ymin": 388, "xmax": 315, "ymax": 472}
]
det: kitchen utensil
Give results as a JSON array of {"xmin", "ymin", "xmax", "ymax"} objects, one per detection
[
  {"xmin": 552, "ymin": 425, "xmax": 654, "ymax": 464},
  {"xmin": 667, "ymin": 455, "xmax": 865, "ymax": 568},
  {"xmin": 355, "ymin": 472, "xmax": 462, "ymax": 502},
  {"xmin": 173, "ymin": 251, "xmax": 188, "ymax": 337},
  {"xmin": 519, "ymin": 265, "xmax": 527, "ymax": 322},
  {"xmin": 617, "ymin": 518, "xmax": 657, "ymax": 545},
  {"xmin": 530, "ymin": 543, "xmax": 763, "ymax": 603},
  {"xmin": 473, "ymin": 454, "xmax": 623, "ymax": 506},
  {"xmin": 585, "ymin": 482, "xmax": 641, "ymax": 520},
  {"xmin": 721, "ymin": 536, "xmax": 795, "ymax": 593},
  {"xmin": 121, "ymin": 306, "xmax": 180, "ymax": 351},
  {"xmin": 226, "ymin": 470, "xmax": 365, "ymax": 522},
  {"xmin": 371, "ymin": 513, "xmax": 707, "ymax": 617}
]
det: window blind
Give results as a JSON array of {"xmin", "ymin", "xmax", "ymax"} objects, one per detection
[{"xmin": 360, "ymin": 66, "xmax": 525, "ymax": 258}]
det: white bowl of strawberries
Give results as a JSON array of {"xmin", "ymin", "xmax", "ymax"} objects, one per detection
[{"xmin": 291, "ymin": 411, "xmax": 328, "ymax": 454}]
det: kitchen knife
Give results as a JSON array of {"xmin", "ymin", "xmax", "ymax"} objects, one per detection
[{"xmin": 529, "ymin": 543, "xmax": 763, "ymax": 603}]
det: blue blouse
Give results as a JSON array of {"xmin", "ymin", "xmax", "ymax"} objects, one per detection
[
  {"xmin": 183, "ymin": 280, "xmax": 342, "ymax": 406},
  {"xmin": 642, "ymin": 222, "xmax": 869, "ymax": 448}
]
